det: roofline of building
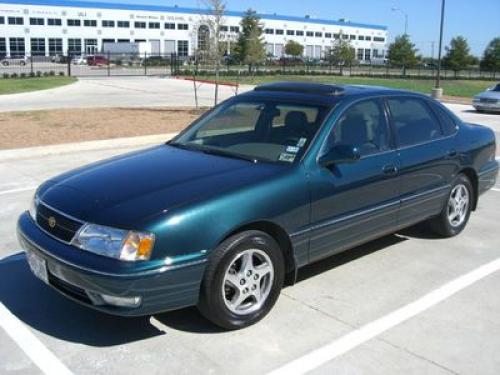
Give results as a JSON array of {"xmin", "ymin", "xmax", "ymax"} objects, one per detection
[{"xmin": 0, "ymin": 0, "xmax": 388, "ymax": 31}]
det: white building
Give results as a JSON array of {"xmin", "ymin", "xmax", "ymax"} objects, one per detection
[{"xmin": 0, "ymin": 0, "xmax": 388, "ymax": 61}]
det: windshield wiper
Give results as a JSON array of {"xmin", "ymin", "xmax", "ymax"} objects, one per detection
[{"xmin": 198, "ymin": 147, "xmax": 260, "ymax": 163}]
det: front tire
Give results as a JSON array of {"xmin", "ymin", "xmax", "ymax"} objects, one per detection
[
  {"xmin": 198, "ymin": 230, "xmax": 284, "ymax": 330},
  {"xmin": 428, "ymin": 174, "xmax": 473, "ymax": 237}
]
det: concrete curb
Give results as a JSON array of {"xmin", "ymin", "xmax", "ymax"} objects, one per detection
[{"xmin": 0, "ymin": 133, "xmax": 178, "ymax": 162}]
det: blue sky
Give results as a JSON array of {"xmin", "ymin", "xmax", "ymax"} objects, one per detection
[{"xmin": 82, "ymin": 0, "xmax": 500, "ymax": 57}]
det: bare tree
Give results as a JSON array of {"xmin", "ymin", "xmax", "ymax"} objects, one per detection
[{"xmin": 200, "ymin": 0, "xmax": 226, "ymax": 105}]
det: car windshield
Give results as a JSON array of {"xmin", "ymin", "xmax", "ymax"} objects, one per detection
[
  {"xmin": 491, "ymin": 84, "xmax": 500, "ymax": 92},
  {"xmin": 170, "ymin": 99, "xmax": 331, "ymax": 164}
]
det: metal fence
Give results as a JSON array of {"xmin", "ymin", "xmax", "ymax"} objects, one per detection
[{"xmin": 1, "ymin": 53, "xmax": 498, "ymax": 80}]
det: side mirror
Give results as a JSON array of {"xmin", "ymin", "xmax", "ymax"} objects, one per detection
[{"xmin": 318, "ymin": 145, "xmax": 361, "ymax": 167}]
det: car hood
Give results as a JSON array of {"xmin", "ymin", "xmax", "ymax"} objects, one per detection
[
  {"xmin": 476, "ymin": 91, "xmax": 500, "ymax": 100},
  {"xmin": 38, "ymin": 145, "xmax": 286, "ymax": 228}
]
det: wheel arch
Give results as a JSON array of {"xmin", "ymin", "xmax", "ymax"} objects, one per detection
[
  {"xmin": 458, "ymin": 167, "xmax": 478, "ymax": 210},
  {"xmin": 222, "ymin": 221, "xmax": 298, "ymax": 286}
]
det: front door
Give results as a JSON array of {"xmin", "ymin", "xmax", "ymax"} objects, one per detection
[{"xmin": 308, "ymin": 98, "xmax": 400, "ymax": 262}]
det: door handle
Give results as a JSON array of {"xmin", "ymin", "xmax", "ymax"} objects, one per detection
[
  {"xmin": 446, "ymin": 149, "xmax": 457, "ymax": 159},
  {"xmin": 383, "ymin": 164, "xmax": 398, "ymax": 175}
]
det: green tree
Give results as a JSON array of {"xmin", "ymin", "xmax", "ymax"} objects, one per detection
[
  {"xmin": 233, "ymin": 9, "xmax": 266, "ymax": 71},
  {"xmin": 480, "ymin": 37, "xmax": 500, "ymax": 71},
  {"xmin": 443, "ymin": 36, "xmax": 475, "ymax": 76},
  {"xmin": 326, "ymin": 34, "xmax": 355, "ymax": 75},
  {"xmin": 285, "ymin": 40, "xmax": 304, "ymax": 59},
  {"xmin": 387, "ymin": 34, "xmax": 418, "ymax": 75}
]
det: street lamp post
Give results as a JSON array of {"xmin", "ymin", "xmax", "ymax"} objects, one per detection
[
  {"xmin": 391, "ymin": 7, "xmax": 408, "ymax": 35},
  {"xmin": 433, "ymin": 0, "xmax": 446, "ymax": 98}
]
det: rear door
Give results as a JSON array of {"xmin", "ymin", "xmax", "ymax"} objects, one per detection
[{"xmin": 385, "ymin": 96, "xmax": 458, "ymax": 228}]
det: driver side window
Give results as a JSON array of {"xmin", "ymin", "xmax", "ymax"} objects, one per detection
[{"xmin": 328, "ymin": 99, "xmax": 390, "ymax": 156}]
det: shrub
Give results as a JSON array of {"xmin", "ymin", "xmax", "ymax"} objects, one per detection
[
  {"xmin": 36, "ymin": 71, "xmax": 42, "ymax": 77},
  {"xmin": 2, "ymin": 73, "xmax": 9, "ymax": 79},
  {"xmin": 10, "ymin": 72, "xmax": 18, "ymax": 79},
  {"xmin": 49, "ymin": 70, "xmax": 55, "ymax": 76},
  {"xmin": 58, "ymin": 71, "xmax": 64, "ymax": 76},
  {"xmin": 43, "ymin": 71, "xmax": 49, "ymax": 77},
  {"xmin": 29, "ymin": 71, "xmax": 36, "ymax": 78},
  {"xmin": 20, "ymin": 72, "xmax": 27, "ymax": 78}
]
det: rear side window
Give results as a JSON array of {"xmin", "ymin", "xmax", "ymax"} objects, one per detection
[
  {"xmin": 328, "ymin": 99, "xmax": 390, "ymax": 156},
  {"xmin": 430, "ymin": 102, "xmax": 458, "ymax": 135},
  {"xmin": 387, "ymin": 98, "xmax": 442, "ymax": 147}
]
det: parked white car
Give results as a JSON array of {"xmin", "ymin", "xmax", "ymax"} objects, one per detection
[
  {"xmin": 472, "ymin": 83, "xmax": 500, "ymax": 113},
  {"xmin": 71, "ymin": 55, "xmax": 87, "ymax": 65},
  {"xmin": 1, "ymin": 56, "xmax": 28, "ymax": 66}
]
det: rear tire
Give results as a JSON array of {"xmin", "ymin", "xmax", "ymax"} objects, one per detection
[
  {"xmin": 428, "ymin": 174, "xmax": 473, "ymax": 237},
  {"xmin": 198, "ymin": 230, "xmax": 284, "ymax": 330}
]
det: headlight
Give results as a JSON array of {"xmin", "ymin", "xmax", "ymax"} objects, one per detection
[
  {"xmin": 72, "ymin": 223, "xmax": 155, "ymax": 261},
  {"xmin": 28, "ymin": 194, "xmax": 39, "ymax": 220}
]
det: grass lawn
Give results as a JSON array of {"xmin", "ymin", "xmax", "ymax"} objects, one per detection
[
  {"xmin": 0, "ymin": 76, "xmax": 77, "ymax": 95},
  {"xmin": 206, "ymin": 75, "xmax": 494, "ymax": 98}
]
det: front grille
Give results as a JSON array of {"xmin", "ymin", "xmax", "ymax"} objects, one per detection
[
  {"xmin": 480, "ymin": 98, "xmax": 498, "ymax": 104},
  {"xmin": 36, "ymin": 203, "xmax": 83, "ymax": 243}
]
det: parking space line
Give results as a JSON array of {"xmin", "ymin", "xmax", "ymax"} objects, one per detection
[
  {"xmin": 492, "ymin": 188, "xmax": 500, "ymax": 192},
  {"xmin": 0, "ymin": 186, "xmax": 36, "ymax": 196},
  {"xmin": 267, "ymin": 257, "xmax": 500, "ymax": 375},
  {"xmin": 0, "ymin": 303, "xmax": 73, "ymax": 375}
]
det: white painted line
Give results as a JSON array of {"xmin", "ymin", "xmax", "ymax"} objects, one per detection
[
  {"xmin": 491, "ymin": 188, "xmax": 500, "ymax": 192},
  {"xmin": 0, "ymin": 303, "xmax": 73, "ymax": 375},
  {"xmin": 0, "ymin": 186, "xmax": 36, "ymax": 196},
  {"xmin": 268, "ymin": 257, "xmax": 500, "ymax": 375}
]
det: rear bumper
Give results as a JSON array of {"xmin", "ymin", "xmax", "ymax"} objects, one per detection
[
  {"xmin": 478, "ymin": 161, "xmax": 499, "ymax": 196},
  {"xmin": 473, "ymin": 104, "xmax": 500, "ymax": 112},
  {"xmin": 17, "ymin": 212, "xmax": 206, "ymax": 316}
]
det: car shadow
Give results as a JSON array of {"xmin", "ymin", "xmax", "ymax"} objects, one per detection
[
  {"xmin": 0, "ymin": 224, "xmax": 440, "ymax": 338},
  {"xmin": 0, "ymin": 252, "xmax": 165, "ymax": 347}
]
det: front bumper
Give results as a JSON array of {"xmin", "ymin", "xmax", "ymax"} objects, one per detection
[
  {"xmin": 473, "ymin": 102, "xmax": 500, "ymax": 112},
  {"xmin": 17, "ymin": 212, "xmax": 206, "ymax": 316}
]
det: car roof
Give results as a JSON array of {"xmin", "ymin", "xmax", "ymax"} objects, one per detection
[{"xmin": 240, "ymin": 81, "xmax": 428, "ymax": 106}]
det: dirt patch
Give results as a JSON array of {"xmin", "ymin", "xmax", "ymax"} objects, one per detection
[
  {"xmin": 441, "ymin": 96, "xmax": 472, "ymax": 105},
  {"xmin": 0, "ymin": 107, "xmax": 207, "ymax": 150}
]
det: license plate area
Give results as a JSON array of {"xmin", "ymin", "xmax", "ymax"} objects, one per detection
[{"xmin": 26, "ymin": 250, "xmax": 49, "ymax": 284}]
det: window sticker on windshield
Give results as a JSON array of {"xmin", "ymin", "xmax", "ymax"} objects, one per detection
[
  {"xmin": 297, "ymin": 138, "xmax": 307, "ymax": 147},
  {"xmin": 286, "ymin": 146, "xmax": 300, "ymax": 154},
  {"xmin": 279, "ymin": 153, "xmax": 296, "ymax": 163}
]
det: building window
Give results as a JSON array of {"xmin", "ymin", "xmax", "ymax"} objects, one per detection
[
  {"xmin": 177, "ymin": 40, "xmax": 188, "ymax": 56},
  {"xmin": 306, "ymin": 31, "xmax": 313, "ymax": 37},
  {"xmin": 47, "ymin": 18, "xmax": 61, "ymax": 26},
  {"xmin": 8, "ymin": 17, "xmax": 24, "ymax": 25},
  {"xmin": 134, "ymin": 39, "xmax": 146, "ymax": 43},
  {"xmin": 117, "ymin": 39, "xmax": 130, "ymax": 43},
  {"xmin": 177, "ymin": 23, "xmax": 188, "ymax": 30},
  {"xmin": 296, "ymin": 30, "xmax": 304, "ymax": 36},
  {"xmin": 102, "ymin": 20, "xmax": 115, "ymax": 27},
  {"xmin": 286, "ymin": 30, "xmax": 295, "ymax": 36},
  {"xmin": 67, "ymin": 19, "xmax": 81, "ymax": 27},
  {"xmin": 333, "ymin": 33, "xmax": 340, "ymax": 39},
  {"xmin": 264, "ymin": 29, "xmax": 274, "ymax": 35},
  {"xmin": 374, "ymin": 37, "xmax": 385, "ymax": 42},
  {"xmin": 29, "ymin": 18, "xmax": 44, "ymax": 26},
  {"xmin": 315, "ymin": 32, "xmax": 322, "ymax": 38},
  {"xmin": 134, "ymin": 21, "xmax": 146, "ymax": 29},
  {"xmin": 342, "ymin": 34, "xmax": 349, "ymax": 40},
  {"xmin": 117, "ymin": 21, "xmax": 130, "ymax": 28},
  {"xmin": 148, "ymin": 22, "xmax": 160, "ymax": 29},
  {"xmin": 68, "ymin": 38, "xmax": 82, "ymax": 55},
  {"xmin": 84, "ymin": 19, "xmax": 97, "ymax": 27},
  {"xmin": 357, "ymin": 48, "xmax": 364, "ymax": 60},
  {"xmin": 230, "ymin": 26, "xmax": 239, "ymax": 33},
  {"xmin": 364, "ymin": 49, "xmax": 371, "ymax": 61},
  {"xmin": 358, "ymin": 35, "xmax": 365, "ymax": 40},
  {"xmin": 102, "ymin": 39, "xmax": 115, "ymax": 45},
  {"xmin": 9, "ymin": 38, "xmax": 25, "ymax": 57},
  {"xmin": 275, "ymin": 29, "xmax": 284, "ymax": 35},
  {"xmin": 349, "ymin": 35, "xmax": 356, "ymax": 40},
  {"xmin": 220, "ymin": 25, "xmax": 228, "ymax": 32},
  {"xmin": 0, "ymin": 16, "xmax": 4, "ymax": 25},
  {"xmin": 164, "ymin": 22, "xmax": 175, "ymax": 29},
  {"xmin": 48, "ymin": 38, "xmax": 62, "ymax": 56},
  {"xmin": 30, "ymin": 38, "xmax": 45, "ymax": 56},
  {"xmin": 0, "ymin": 38, "xmax": 6, "ymax": 58},
  {"xmin": 366, "ymin": 36, "xmax": 372, "ymax": 41},
  {"xmin": 325, "ymin": 33, "xmax": 332, "ymax": 38}
]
